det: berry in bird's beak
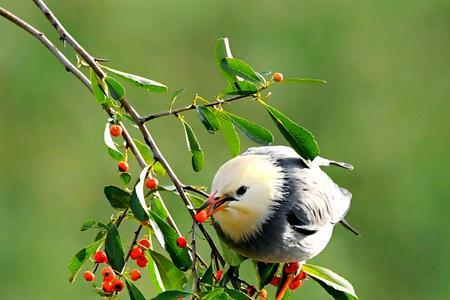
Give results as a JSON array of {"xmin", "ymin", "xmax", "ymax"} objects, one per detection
[
  {"xmin": 194, "ymin": 210, "xmax": 208, "ymax": 223},
  {"xmin": 198, "ymin": 193, "xmax": 230, "ymax": 217}
]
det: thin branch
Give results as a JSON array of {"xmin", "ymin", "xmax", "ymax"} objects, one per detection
[
  {"xmin": 184, "ymin": 185, "xmax": 210, "ymax": 198},
  {"xmin": 191, "ymin": 223, "xmax": 199, "ymax": 293},
  {"xmin": 122, "ymin": 224, "xmax": 143, "ymax": 273},
  {"xmin": 31, "ymin": 0, "xmax": 225, "ymax": 265},
  {"xmin": 142, "ymin": 93, "xmax": 253, "ymax": 122}
]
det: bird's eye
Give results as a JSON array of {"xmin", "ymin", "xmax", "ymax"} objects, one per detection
[{"xmin": 236, "ymin": 186, "xmax": 248, "ymax": 196}]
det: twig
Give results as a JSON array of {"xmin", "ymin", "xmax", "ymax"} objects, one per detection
[
  {"xmin": 191, "ymin": 222, "xmax": 199, "ymax": 293},
  {"xmin": 122, "ymin": 225, "xmax": 143, "ymax": 272},
  {"xmin": 184, "ymin": 185, "xmax": 210, "ymax": 198},
  {"xmin": 31, "ymin": 0, "xmax": 225, "ymax": 266},
  {"xmin": 142, "ymin": 94, "xmax": 254, "ymax": 122}
]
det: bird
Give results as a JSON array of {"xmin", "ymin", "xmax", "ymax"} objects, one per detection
[{"xmin": 199, "ymin": 145, "xmax": 358, "ymax": 265}]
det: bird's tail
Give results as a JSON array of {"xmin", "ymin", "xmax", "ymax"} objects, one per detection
[{"xmin": 339, "ymin": 218, "xmax": 361, "ymax": 236}]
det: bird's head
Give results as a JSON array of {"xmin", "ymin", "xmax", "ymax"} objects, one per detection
[{"xmin": 200, "ymin": 154, "xmax": 285, "ymax": 242}]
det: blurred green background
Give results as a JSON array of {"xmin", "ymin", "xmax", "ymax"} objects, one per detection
[{"xmin": 1, "ymin": 0, "xmax": 449, "ymax": 299}]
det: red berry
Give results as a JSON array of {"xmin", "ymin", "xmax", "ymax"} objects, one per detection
[
  {"xmin": 145, "ymin": 178, "xmax": 158, "ymax": 190},
  {"xmin": 130, "ymin": 246, "xmax": 143, "ymax": 260},
  {"xmin": 272, "ymin": 72, "xmax": 284, "ymax": 82},
  {"xmin": 246, "ymin": 286, "xmax": 256, "ymax": 297},
  {"xmin": 176, "ymin": 236, "xmax": 187, "ymax": 248},
  {"xmin": 118, "ymin": 161, "xmax": 129, "ymax": 172},
  {"xmin": 214, "ymin": 269, "xmax": 223, "ymax": 282},
  {"xmin": 94, "ymin": 251, "xmax": 107, "ymax": 264},
  {"xmin": 102, "ymin": 281, "xmax": 114, "ymax": 294},
  {"xmin": 112, "ymin": 278, "xmax": 124, "ymax": 292},
  {"xmin": 295, "ymin": 271, "xmax": 307, "ymax": 281},
  {"xmin": 283, "ymin": 262, "xmax": 299, "ymax": 274},
  {"xmin": 138, "ymin": 238, "xmax": 151, "ymax": 250},
  {"xmin": 101, "ymin": 266, "xmax": 115, "ymax": 282},
  {"xmin": 194, "ymin": 210, "xmax": 208, "ymax": 223},
  {"xmin": 289, "ymin": 279, "xmax": 302, "ymax": 290},
  {"xmin": 136, "ymin": 256, "xmax": 148, "ymax": 268},
  {"xmin": 109, "ymin": 125, "xmax": 122, "ymax": 137},
  {"xmin": 83, "ymin": 271, "xmax": 95, "ymax": 282},
  {"xmin": 270, "ymin": 275, "xmax": 281, "ymax": 286},
  {"xmin": 130, "ymin": 269, "xmax": 141, "ymax": 281}
]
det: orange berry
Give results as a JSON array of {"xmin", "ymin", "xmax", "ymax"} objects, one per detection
[
  {"xmin": 130, "ymin": 269, "xmax": 141, "ymax": 281},
  {"xmin": 194, "ymin": 210, "xmax": 208, "ymax": 223},
  {"xmin": 83, "ymin": 271, "xmax": 95, "ymax": 282},
  {"xmin": 102, "ymin": 281, "xmax": 114, "ymax": 294},
  {"xmin": 176, "ymin": 236, "xmax": 187, "ymax": 248},
  {"xmin": 283, "ymin": 262, "xmax": 299, "ymax": 274},
  {"xmin": 112, "ymin": 278, "xmax": 124, "ymax": 292},
  {"xmin": 246, "ymin": 286, "xmax": 256, "ymax": 297},
  {"xmin": 109, "ymin": 125, "xmax": 122, "ymax": 137},
  {"xmin": 94, "ymin": 251, "xmax": 107, "ymax": 263},
  {"xmin": 101, "ymin": 266, "xmax": 115, "ymax": 282},
  {"xmin": 145, "ymin": 178, "xmax": 158, "ymax": 190},
  {"xmin": 136, "ymin": 256, "xmax": 148, "ymax": 268},
  {"xmin": 130, "ymin": 246, "xmax": 143, "ymax": 260},
  {"xmin": 272, "ymin": 72, "xmax": 284, "ymax": 82},
  {"xmin": 138, "ymin": 238, "xmax": 151, "ymax": 250},
  {"xmin": 270, "ymin": 275, "xmax": 281, "ymax": 286},
  {"xmin": 289, "ymin": 279, "xmax": 302, "ymax": 290},
  {"xmin": 118, "ymin": 161, "xmax": 129, "ymax": 172},
  {"xmin": 214, "ymin": 269, "xmax": 223, "ymax": 282}
]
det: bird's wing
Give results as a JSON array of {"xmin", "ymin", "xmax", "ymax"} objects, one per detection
[{"xmin": 286, "ymin": 166, "xmax": 352, "ymax": 234}]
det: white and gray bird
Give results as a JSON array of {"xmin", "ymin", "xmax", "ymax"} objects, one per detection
[{"xmin": 200, "ymin": 145, "xmax": 357, "ymax": 264}]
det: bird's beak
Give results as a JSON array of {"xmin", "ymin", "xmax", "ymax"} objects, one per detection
[{"xmin": 199, "ymin": 193, "xmax": 229, "ymax": 217}]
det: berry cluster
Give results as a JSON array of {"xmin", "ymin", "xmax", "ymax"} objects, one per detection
[
  {"xmin": 269, "ymin": 262, "xmax": 308, "ymax": 291},
  {"xmin": 129, "ymin": 238, "xmax": 151, "ymax": 269}
]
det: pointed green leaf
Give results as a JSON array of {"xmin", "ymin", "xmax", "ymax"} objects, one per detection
[
  {"xmin": 133, "ymin": 139, "xmax": 154, "ymax": 164},
  {"xmin": 263, "ymin": 103, "xmax": 319, "ymax": 160},
  {"xmin": 68, "ymin": 239, "xmax": 104, "ymax": 282},
  {"xmin": 152, "ymin": 291, "xmax": 192, "ymax": 300},
  {"xmin": 105, "ymin": 224, "xmax": 125, "ymax": 272},
  {"xmin": 215, "ymin": 37, "xmax": 235, "ymax": 83},
  {"xmin": 224, "ymin": 288, "xmax": 253, "ymax": 300},
  {"xmin": 105, "ymin": 76, "xmax": 125, "ymax": 100},
  {"xmin": 153, "ymin": 161, "xmax": 166, "ymax": 176},
  {"xmin": 303, "ymin": 264, "xmax": 358, "ymax": 300},
  {"xmin": 200, "ymin": 264, "xmax": 214, "ymax": 286},
  {"xmin": 220, "ymin": 111, "xmax": 273, "ymax": 145},
  {"xmin": 147, "ymin": 251, "xmax": 165, "ymax": 293},
  {"xmin": 181, "ymin": 120, "xmax": 204, "ymax": 172},
  {"xmin": 283, "ymin": 77, "xmax": 327, "ymax": 84},
  {"xmin": 104, "ymin": 123, "xmax": 125, "ymax": 161},
  {"xmin": 149, "ymin": 211, "xmax": 192, "ymax": 271},
  {"xmin": 130, "ymin": 165, "xmax": 151, "ymax": 222},
  {"xmin": 151, "ymin": 196, "xmax": 169, "ymax": 220},
  {"xmin": 104, "ymin": 66, "xmax": 168, "ymax": 93},
  {"xmin": 80, "ymin": 219, "xmax": 109, "ymax": 231},
  {"xmin": 169, "ymin": 88, "xmax": 185, "ymax": 111},
  {"xmin": 220, "ymin": 57, "xmax": 263, "ymax": 85},
  {"xmin": 255, "ymin": 262, "xmax": 279, "ymax": 289},
  {"xmin": 223, "ymin": 81, "xmax": 258, "ymax": 96},
  {"xmin": 217, "ymin": 113, "xmax": 240, "ymax": 157},
  {"xmin": 104, "ymin": 185, "xmax": 130, "ymax": 209},
  {"xmin": 90, "ymin": 68, "xmax": 107, "ymax": 104},
  {"xmin": 219, "ymin": 239, "xmax": 245, "ymax": 266},
  {"xmin": 149, "ymin": 250, "xmax": 188, "ymax": 290},
  {"xmin": 120, "ymin": 172, "xmax": 131, "ymax": 185},
  {"xmin": 197, "ymin": 106, "xmax": 221, "ymax": 133},
  {"xmin": 125, "ymin": 277, "xmax": 146, "ymax": 300}
]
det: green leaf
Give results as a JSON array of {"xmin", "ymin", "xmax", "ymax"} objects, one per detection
[
  {"xmin": 219, "ymin": 239, "xmax": 246, "ymax": 266},
  {"xmin": 263, "ymin": 103, "xmax": 319, "ymax": 161},
  {"xmin": 151, "ymin": 196, "xmax": 169, "ymax": 220},
  {"xmin": 197, "ymin": 106, "xmax": 221, "ymax": 133},
  {"xmin": 147, "ymin": 251, "xmax": 165, "ymax": 293},
  {"xmin": 215, "ymin": 37, "xmax": 235, "ymax": 83},
  {"xmin": 68, "ymin": 239, "xmax": 103, "ymax": 282},
  {"xmin": 283, "ymin": 77, "xmax": 327, "ymax": 84},
  {"xmin": 224, "ymin": 288, "xmax": 253, "ymax": 300},
  {"xmin": 152, "ymin": 291, "xmax": 191, "ymax": 300},
  {"xmin": 120, "ymin": 172, "xmax": 131, "ymax": 185},
  {"xmin": 104, "ymin": 66, "xmax": 168, "ymax": 93},
  {"xmin": 149, "ymin": 250, "xmax": 188, "ymax": 290},
  {"xmin": 125, "ymin": 277, "xmax": 146, "ymax": 300},
  {"xmin": 254, "ymin": 262, "xmax": 279, "ymax": 289},
  {"xmin": 204, "ymin": 288, "xmax": 232, "ymax": 300},
  {"xmin": 90, "ymin": 68, "xmax": 107, "ymax": 104},
  {"xmin": 181, "ymin": 120, "xmax": 204, "ymax": 172},
  {"xmin": 200, "ymin": 264, "xmax": 214, "ymax": 286},
  {"xmin": 105, "ymin": 76, "xmax": 125, "ymax": 100},
  {"xmin": 303, "ymin": 264, "xmax": 358, "ymax": 300},
  {"xmin": 153, "ymin": 161, "xmax": 166, "ymax": 176},
  {"xmin": 149, "ymin": 211, "xmax": 192, "ymax": 271},
  {"xmin": 187, "ymin": 193, "xmax": 206, "ymax": 208},
  {"xmin": 133, "ymin": 139, "xmax": 154, "ymax": 164},
  {"xmin": 219, "ymin": 111, "xmax": 273, "ymax": 145},
  {"xmin": 80, "ymin": 219, "xmax": 109, "ymax": 232},
  {"xmin": 217, "ymin": 113, "xmax": 240, "ymax": 157},
  {"xmin": 220, "ymin": 57, "xmax": 264, "ymax": 85},
  {"xmin": 104, "ymin": 185, "xmax": 130, "ymax": 209},
  {"xmin": 105, "ymin": 224, "xmax": 125, "ymax": 272},
  {"xmin": 129, "ymin": 165, "xmax": 151, "ymax": 222},
  {"xmin": 223, "ymin": 81, "xmax": 258, "ymax": 96},
  {"xmin": 169, "ymin": 88, "xmax": 185, "ymax": 111},
  {"xmin": 104, "ymin": 123, "xmax": 125, "ymax": 161}
]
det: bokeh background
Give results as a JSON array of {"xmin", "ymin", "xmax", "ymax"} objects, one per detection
[{"xmin": 1, "ymin": 0, "xmax": 449, "ymax": 299}]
